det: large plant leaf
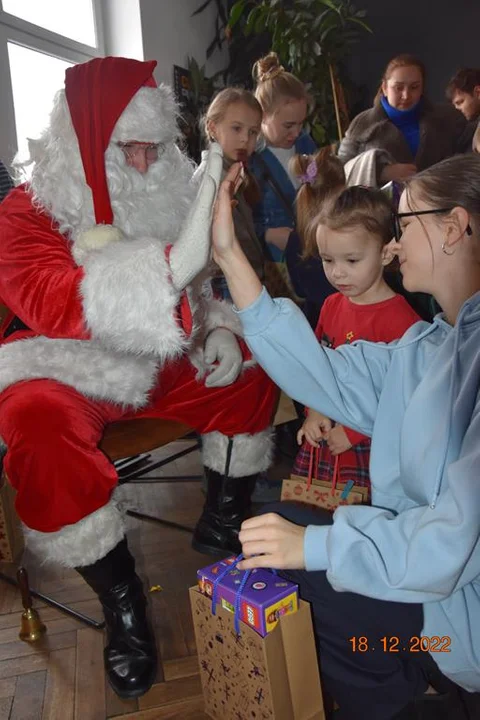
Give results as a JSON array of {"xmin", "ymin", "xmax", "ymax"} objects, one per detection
[
  {"xmin": 228, "ymin": 0, "xmax": 247, "ymax": 28},
  {"xmin": 350, "ymin": 17, "xmax": 373, "ymax": 32},
  {"xmin": 316, "ymin": 0, "xmax": 341, "ymax": 13}
]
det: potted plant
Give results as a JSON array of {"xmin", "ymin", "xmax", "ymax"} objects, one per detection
[{"xmin": 228, "ymin": 0, "xmax": 372, "ymax": 145}]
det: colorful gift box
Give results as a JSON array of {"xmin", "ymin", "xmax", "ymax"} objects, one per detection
[{"xmin": 197, "ymin": 557, "xmax": 298, "ymax": 637}]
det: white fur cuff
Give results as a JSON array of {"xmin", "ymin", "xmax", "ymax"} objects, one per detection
[
  {"xmin": 80, "ymin": 237, "xmax": 188, "ymax": 359},
  {"xmin": 24, "ymin": 496, "xmax": 125, "ymax": 568},
  {"xmin": 201, "ymin": 428, "xmax": 274, "ymax": 477},
  {"xmin": 205, "ymin": 297, "xmax": 244, "ymax": 337}
]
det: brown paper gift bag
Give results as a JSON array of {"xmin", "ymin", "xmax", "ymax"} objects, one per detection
[
  {"xmin": 190, "ymin": 586, "xmax": 324, "ymax": 720},
  {"xmin": 281, "ymin": 475, "xmax": 368, "ymax": 512},
  {"xmin": 0, "ymin": 474, "xmax": 24, "ymax": 562},
  {"xmin": 282, "ymin": 448, "xmax": 369, "ymax": 512}
]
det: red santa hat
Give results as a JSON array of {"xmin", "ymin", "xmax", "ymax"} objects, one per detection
[{"xmin": 65, "ymin": 56, "xmax": 157, "ymax": 226}]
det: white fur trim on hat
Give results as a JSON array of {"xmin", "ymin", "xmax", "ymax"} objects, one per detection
[
  {"xmin": 201, "ymin": 428, "xmax": 275, "ymax": 477},
  {"xmin": 111, "ymin": 86, "xmax": 179, "ymax": 146},
  {"xmin": 72, "ymin": 225, "xmax": 123, "ymax": 265},
  {"xmin": 24, "ymin": 494, "xmax": 126, "ymax": 568}
]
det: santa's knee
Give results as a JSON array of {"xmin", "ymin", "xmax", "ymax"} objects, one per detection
[{"xmin": 0, "ymin": 380, "xmax": 119, "ymax": 535}]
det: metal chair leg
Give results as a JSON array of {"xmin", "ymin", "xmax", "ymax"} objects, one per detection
[
  {"xmin": 0, "ymin": 570, "xmax": 105, "ymax": 630},
  {"xmin": 118, "ymin": 437, "xmax": 202, "ymax": 534}
]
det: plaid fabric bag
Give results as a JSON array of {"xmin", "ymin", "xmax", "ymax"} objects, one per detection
[
  {"xmin": 292, "ymin": 439, "xmax": 371, "ymax": 499},
  {"xmin": 283, "ymin": 441, "xmax": 370, "ymax": 511}
]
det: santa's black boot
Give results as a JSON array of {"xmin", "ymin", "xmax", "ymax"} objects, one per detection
[
  {"xmin": 76, "ymin": 538, "xmax": 157, "ymax": 698},
  {"xmin": 191, "ymin": 464, "xmax": 257, "ymax": 556}
]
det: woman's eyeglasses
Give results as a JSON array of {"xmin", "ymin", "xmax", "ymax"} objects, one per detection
[
  {"xmin": 117, "ymin": 141, "xmax": 164, "ymax": 163},
  {"xmin": 392, "ymin": 208, "xmax": 473, "ymax": 241}
]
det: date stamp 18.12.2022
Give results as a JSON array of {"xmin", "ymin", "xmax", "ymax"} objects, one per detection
[{"xmin": 349, "ymin": 636, "xmax": 451, "ymax": 653}]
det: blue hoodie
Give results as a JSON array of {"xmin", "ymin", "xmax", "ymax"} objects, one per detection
[{"xmin": 238, "ymin": 287, "xmax": 480, "ymax": 692}]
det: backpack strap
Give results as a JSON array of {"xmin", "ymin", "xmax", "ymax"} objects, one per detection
[{"xmin": 253, "ymin": 151, "xmax": 296, "ymax": 226}]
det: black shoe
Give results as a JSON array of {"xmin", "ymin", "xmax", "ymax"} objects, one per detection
[
  {"xmin": 76, "ymin": 539, "xmax": 157, "ymax": 698},
  {"xmin": 192, "ymin": 467, "xmax": 257, "ymax": 556}
]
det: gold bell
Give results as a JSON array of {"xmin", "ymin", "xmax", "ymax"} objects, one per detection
[
  {"xmin": 17, "ymin": 567, "xmax": 46, "ymax": 643},
  {"xmin": 19, "ymin": 607, "xmax": 47, "ymax": 642}
]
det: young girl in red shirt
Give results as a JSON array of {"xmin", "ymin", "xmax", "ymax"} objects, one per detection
[{"xmin": 293, "ymin": 185, "xmax": 421, "ymax": 500}]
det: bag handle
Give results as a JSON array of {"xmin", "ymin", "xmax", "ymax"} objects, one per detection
[
  {"xmin": 306, "ymin": 443, "xmax": 339, "ymax": 496},
  {"xmin": 210, "ymin": 554, "xmax": 277, "ymax": 635}
]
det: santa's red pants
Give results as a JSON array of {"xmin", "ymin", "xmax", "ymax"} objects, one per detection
[{"xmin": 0, "ymin": 357, "xmax": 277, "ymax": 532}]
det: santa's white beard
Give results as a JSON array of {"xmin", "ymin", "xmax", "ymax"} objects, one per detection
[{"xmin": 105, "ymin": 143, "xmax": 195, "ymax": 241}]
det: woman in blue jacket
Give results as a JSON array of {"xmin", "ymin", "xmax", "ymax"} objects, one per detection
[
  {"xmin": 249, "ymin": 52, "xmax": 316, "ymax": 261},
  {"xmin": 210, "ymin": 154, "xmax": 480, "ymax": 719}
]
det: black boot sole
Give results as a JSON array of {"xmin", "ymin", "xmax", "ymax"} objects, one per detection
[{"xmin": 106, "ymin": 663, "xmax": 157, "ymax": 699}]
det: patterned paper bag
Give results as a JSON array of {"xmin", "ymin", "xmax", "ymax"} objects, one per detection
[
  {"xmin": 282, "ymin": 448, "xmax": 369, "ymax": 512},
  {"xmin": 190, "ymin": 587, "xmax": 325, "ymax": 720},
  {"xmin": 281, "ymin": 475, "xmax": 367, "ymax": 511}
]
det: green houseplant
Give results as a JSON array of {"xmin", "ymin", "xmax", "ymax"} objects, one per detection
[{"xmin": 228, "ymin": 0, "xmax": 372, "ymax": 145}]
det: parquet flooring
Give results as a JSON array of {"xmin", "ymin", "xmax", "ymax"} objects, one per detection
[{"xmin": 0, "ymin": 439, "xmax": 215, "ymax": 720}]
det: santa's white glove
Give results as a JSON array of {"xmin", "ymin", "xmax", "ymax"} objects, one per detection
[
  {"xmin": 204, "ymin": 328, "xmax": 243, "ymax": 388},
  {"xmin": 169, "ymin": 143, "xmax": 223, "ymax": 291}
]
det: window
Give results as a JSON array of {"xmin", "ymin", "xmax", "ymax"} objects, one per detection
[
  {"xmin": 3, "ymin": 0, "xmax": 97, "ymax": 47},
  {"xmin": 8, "ymin": 43, "xmax": 73, "ymax": 160},
  {"xmin": 0, "ymin": 0, "xmax": 103, "ymax": 166}
]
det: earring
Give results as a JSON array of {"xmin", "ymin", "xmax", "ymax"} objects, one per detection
[{"xmin": 442, "ymin": 241, "xmax": 455, "ymax": 256}]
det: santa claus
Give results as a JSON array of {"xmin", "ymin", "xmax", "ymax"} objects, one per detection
[{"xmin": 0, "ymin": 57, "xmax": 277, "ymax": 697}]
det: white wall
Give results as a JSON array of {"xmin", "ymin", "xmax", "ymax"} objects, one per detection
[
  {"xmin": 139, "ymin": 0, "xmax": 228, "ymax": 87},
  {"xmin": 102, "ymin": 0, "xmax": 144, "ymax": 60}
]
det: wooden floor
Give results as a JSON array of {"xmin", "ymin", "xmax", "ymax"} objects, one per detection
[{"xmin": 0, "ymin": 439, "xmax": 228, "ymax": 720}]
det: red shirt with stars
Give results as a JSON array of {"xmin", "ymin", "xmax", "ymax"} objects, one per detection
[{"xmin": 314, "ymin": 292, "xmax": 421, "ymax": 445}]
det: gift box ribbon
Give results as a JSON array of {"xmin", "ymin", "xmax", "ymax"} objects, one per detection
[{"xmin": 211, "ymin": 554, "xmax": 277, "ymax": 635}]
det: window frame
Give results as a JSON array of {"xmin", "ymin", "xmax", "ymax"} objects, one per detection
[{"xmin": 0, "ymin": 0, "xmax": 104, "ymax": 164}]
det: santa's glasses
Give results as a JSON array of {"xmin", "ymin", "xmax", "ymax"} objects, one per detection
[{"xmin": 117, "ymin": 141, "xmax": 164, "ymax": 162}]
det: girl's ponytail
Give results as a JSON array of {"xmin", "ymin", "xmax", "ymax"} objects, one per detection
[{"xmin": 290, "ymin": 147, "xmax": 345, "ymax": 255}]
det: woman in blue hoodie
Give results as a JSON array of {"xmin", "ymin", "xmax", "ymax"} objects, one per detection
[{"xmin": 211, "ymin": 154, "xmax": 480, "ymax": 719}]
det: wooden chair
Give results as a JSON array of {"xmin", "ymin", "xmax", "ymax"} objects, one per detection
[
  {"xmin": 101, "ymin": 417, "xmax": 201, "ymax": 533},
  {"xmin": 0, "ymin": 416, "xmax": 201, "ymax": 629}
]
